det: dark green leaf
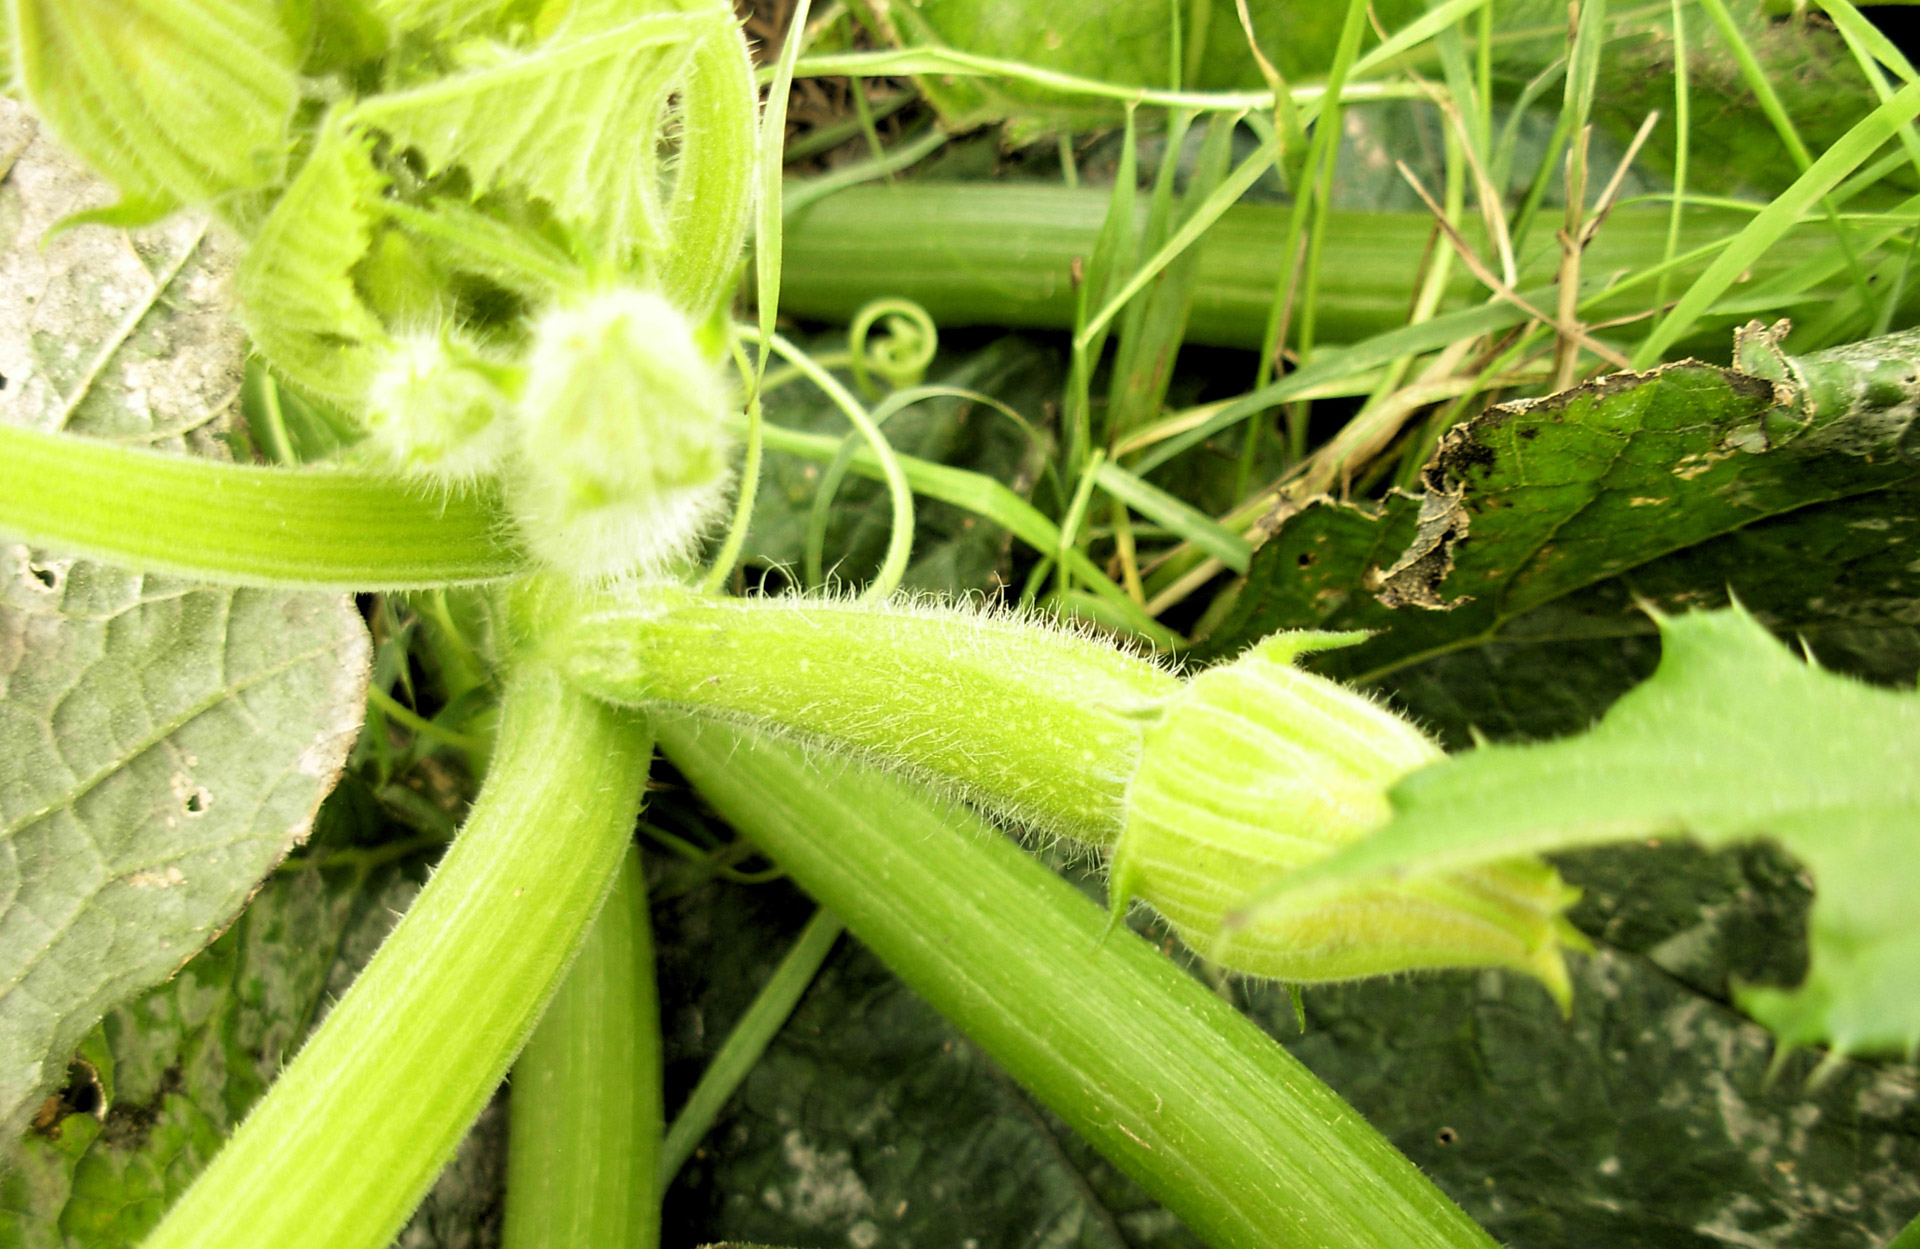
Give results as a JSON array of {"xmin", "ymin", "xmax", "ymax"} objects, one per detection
[{"xmin": 1202, "ymin": 325, "xmax": 1920, "ymax": 679}]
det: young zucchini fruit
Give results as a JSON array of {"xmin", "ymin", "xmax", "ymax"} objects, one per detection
[{"xmin": 556, "ymin": 585, "xmax": 1584, "ymax": 1002}]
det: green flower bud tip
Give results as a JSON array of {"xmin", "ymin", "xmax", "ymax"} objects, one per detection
[
  {"xmin": 363, "ymin": 330, "xmax": 515, "ymax": 483},
  {"xmin": 512, "ymin": 287, "xmax": 734, "ymax": 580},
  {"xmin": 1111, "ymin": 633, "xmax": 1582, "ymax": 1006}
]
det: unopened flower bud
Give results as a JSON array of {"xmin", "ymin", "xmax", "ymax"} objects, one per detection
[
  {"xmin": 511, "ymin": 287, "xmax": 733, "ymax": 580},
  {"xmin": 1111, "ymin": 632, "xmax": 1581, "ymax": 1004},
  {"xmin": 363, "ymin": 331, "xmax": 514, "ymax": 482}
]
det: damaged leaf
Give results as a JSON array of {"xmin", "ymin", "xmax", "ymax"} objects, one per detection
[
  {"xmin": 0, "ymin": 100, "xmax": 368, "ymax": 1132},
  {"xmin": 1204, "ymin": 323, "xmax": 1920, "ymax": 681}
]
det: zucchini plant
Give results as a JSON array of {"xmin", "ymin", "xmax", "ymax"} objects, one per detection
[{"xmin": 1, "ymin": 0, "xmax": 1917, "ymax": 1245}]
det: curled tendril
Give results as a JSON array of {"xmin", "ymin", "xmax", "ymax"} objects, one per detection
[{"xmin": 848, "ymin": 298, "xmax": 938, "ymax": 396}]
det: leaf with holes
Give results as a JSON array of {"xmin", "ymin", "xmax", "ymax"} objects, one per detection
[
  {"xmin": 0, "ymin": 99, "xmax": 369, "ymax": 1132},
  {"xmin": 1202, "ymin": 323, "xmax": 1920, "ymax": 682}
]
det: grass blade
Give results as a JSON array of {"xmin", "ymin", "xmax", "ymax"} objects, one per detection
[
  {"xmin": 1633, "ymin": 79, "xmax": 1920, "ymax": 367},
  {"xmin": 657, "ymin": 907, "xmax": 844, "ymax": 1184}
]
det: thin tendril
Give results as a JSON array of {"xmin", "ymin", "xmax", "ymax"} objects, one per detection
[{"xmin": 742, "ymin": 326, "xmax": 916, "ymax": 599}]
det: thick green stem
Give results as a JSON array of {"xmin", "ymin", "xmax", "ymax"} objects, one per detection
[
  {"xmin": 555, "ymin": 584, "xmax": 1178, "ymax": 845},
  {"xmin": 504, "ymin": 845, "xmax": 663, "ymax": 1249},
  {"xmin": 0, "ymin": 424, "xmax": 522, "ymax": 588},
  {"xmin": 658, "ymin": 715, "xmax": 1496, "ymax": 1249},
  {"xmin": 143, "ymin": 665, "xmax": 652, "ymax": 1249},
  {"xmin": 779, "ymin": 184, "xmax": 1871, "ymax": 351}
]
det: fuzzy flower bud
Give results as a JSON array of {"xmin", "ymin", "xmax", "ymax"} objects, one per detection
[
  {"xmin": 511, "ymin": 288, "xmax": 733, "ymax": 580},
  {"xmin": 1111, "ymin": 632, "xmax": 1582, "ymax": 1005},
  {"xmin": 363, "ymin": 331, "xmax": 515, "ymax": 483}
]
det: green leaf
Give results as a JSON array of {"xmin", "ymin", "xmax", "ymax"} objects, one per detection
[
  {"xmin": 1255, "ymin": 605, "xmax": 1920, "ymax": 1058},
  {"xmin": 1202, "ymin": 323, "xmax": 1920, "ymax": 680},
  {"xmin": 0, "ymin": 100, "xmax": 370, "ymax": 1133},
  {"xmin": 0, "ymin": 786, "xmax": 514, "ymax": 1248},
  {"xmin": 348, "ymin": 11, "xmax": 716, "ymax": 270},
  {"xmin": 234, "ymin": 113, "xmax": 391, "ymax": 411},
  {"xmin": 13, "ymin": 0, "xmax": 297, "ymax": 222}
]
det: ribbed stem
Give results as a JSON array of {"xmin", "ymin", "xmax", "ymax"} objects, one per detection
[
  {"xmin": 0, "ymin": 423, "xmax": 522, "ymax": 588},
  {"xmin": 779, "ymin": 184, "xmax": 1858, "ymax": 350},
  {"xmin": 504, "ymin": 846, "xmax": 662, "ymax": 1249},
  {"xmin": 143, "ymin": 665, "xmax": 653, "ymax": 1249},
  {"xmin": 658, "ymin": 714, "xmax": 1496, "ymax": 1249}
]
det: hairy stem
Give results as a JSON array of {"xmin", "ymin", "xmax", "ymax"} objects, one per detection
[
  {"xmin": 144, "ymin": 665, "xmax": 652, "ymax": 1249},
  {"xmin": 504, "ymin": 846, "xmax": 663, "ymax": 1249},
  {"xmin": 556, "ymin": 584, "xmax": 1178, "ymax": 845},
  {"xmin": 658, "ymin": 714, "xmax": 1496, "ymax": 1249}
]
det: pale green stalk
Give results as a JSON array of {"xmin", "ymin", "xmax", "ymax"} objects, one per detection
[
  {"xmin": 663, "ymin": 0, "xmax": 760, "ymax": 318},
  {"xmin": 555, "ymin": 584, "xmax": 1178, "ymax": 844},
  {"xmin": 780, "ymin": 47, "xmax": 1414, "ymax": 113},
  {"xmin": 0, "ymin": 423, "xmax": 522, "ymax": 588},
  {"xmin": 504, "ymin": 846, "xmax": 662, "ymax": 1249},
  {"xmin": 658, "ymin": 716, "xmax": 1498, "ymax": 1249},
  {"xmin": 143, "ymin": 666, "xmax": 654, "ymax": 1249}
]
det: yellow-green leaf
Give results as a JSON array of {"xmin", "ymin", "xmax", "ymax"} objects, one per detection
[
  {"xmin": 13, "ymin": 0, "xmax": 298, "ymax": 222},
  {"xmin": 1253, "ymin": 606, "xmax": 1920, "ymax": 1058},
  {"xmin": 235, "ymin": 114, "xmax": 390, "ymax": 410}
]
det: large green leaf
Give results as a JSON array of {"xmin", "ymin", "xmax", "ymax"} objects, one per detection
[
  {"xmin": 0, "ymin": 784, "xmax": 506, "ymax": 1248},
  {"xmin": 1253, "ymin": 606, "xmax": 1920, "ymax": 1057},
  {"xmin": 0, "ymin": 100, "xmax": 368, "ymax": 1132},
  {"xmin": 1201, "ymin": 323, "xmax": 1920, "ymax": 678}
]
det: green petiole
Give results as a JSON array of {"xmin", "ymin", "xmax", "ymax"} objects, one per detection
[
  {"xmin": 659, "ymin": 714, "xmax": 1499, "ymax": 1249},
  {"xmin": 0, "ymin": 422, "xmax": 522, "ymax": 588},
  {"xmin": 555, "ymin": 583, "xmax": 1176, "ymax": 845},
  {"xmin": 504, "ymin": 846, "xmax": 663, "ymax": 1249},
  {"xmin": 143, "ymin": 665, "xmax": 653, "ymax": 1249}
]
